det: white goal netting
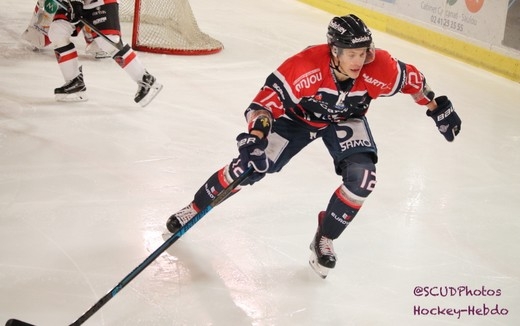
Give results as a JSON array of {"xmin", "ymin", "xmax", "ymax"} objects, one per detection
[{"xmin": 119, "ymin": 0, "xmax": 223, "ymax": 55}]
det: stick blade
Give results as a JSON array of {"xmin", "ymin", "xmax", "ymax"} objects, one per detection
[{"xmin": 5, "ymin": 319, "xmax": 36, "ymax": 326}]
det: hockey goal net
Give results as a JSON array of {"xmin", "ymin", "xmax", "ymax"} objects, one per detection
[{"xmin": 119, "ymin": 0, "xmax": 223, "ymax": 55}]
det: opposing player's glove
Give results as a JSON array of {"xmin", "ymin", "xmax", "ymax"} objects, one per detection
[
  {"xmin": 66, "ymin": 0, "xmax": 84, "ymax": 25},
  {"xmin": 236, "ymin": 133, "xmax": 269, "ymax": 173},
  {"xmin": 426, "ymin": 96, "xmax": 461, "ymax": 142}
]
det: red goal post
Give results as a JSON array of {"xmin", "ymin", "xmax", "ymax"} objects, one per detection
[{"xmin": 119, "ymin": 0, "xmax": 223, "ymax": 55}]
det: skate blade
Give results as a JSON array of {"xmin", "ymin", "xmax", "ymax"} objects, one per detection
[
  {"xmin": 309, "ymin": 251, "xmax": 330, "ymax": 279},
  {"xmin": 55, "ymin": 92, "xmax": 88, "ymax": 102},
  {"xmin": 137, "ymin": 82, "xmax": 163, "ymax": 107}
]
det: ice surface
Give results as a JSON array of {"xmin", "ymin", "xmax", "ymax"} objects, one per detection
[{"xmin": 1, "ymin": 0, "xmax": 519, "ymax": 325}]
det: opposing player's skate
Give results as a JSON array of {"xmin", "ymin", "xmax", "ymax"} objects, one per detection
[
  {"xmin": 134, "ymin": 71, "xmax": 163, "ymax": 107},
  {"xmin": 85, "ymin": 42, "xmax": 111, "ymax": 59},
  {"xmin": 166, "ymin": 203, "xmax": 198, "ymax": 234},
  {"xmin": 54, "ymin": 66, "xmax": 87, "ymax": 102},
  {"xmin": 309, "ymin": 211, "xmax": 336, "ymax": 279}
]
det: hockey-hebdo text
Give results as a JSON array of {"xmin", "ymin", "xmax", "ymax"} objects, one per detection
[{"xmin": 413, "ymin": 285, "xmax": 509, "ymax": 319}]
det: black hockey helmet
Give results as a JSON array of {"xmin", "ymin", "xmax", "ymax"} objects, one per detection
[{"xmin": 327, "ymin": 14, "xmax": 372, "ymax": 49}]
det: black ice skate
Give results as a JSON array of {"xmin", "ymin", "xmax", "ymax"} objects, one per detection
[
  {"xmin": 134, "ymin": 71, "xmax": 163, "ymax": 107},
  {"xmin": 309, "ymin": 211, "xmax": 337, "ymax": 279},
  {"xmin": 166, "ymin": 203, "xmax": 198, "ymax": 234},
  {"xmin": 54, "ymin": 66, "xmax": 87, "ymax": 102}
]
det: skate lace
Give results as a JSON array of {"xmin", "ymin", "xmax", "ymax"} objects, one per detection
[
  {"xmin": 137, "ymin": 74, "xmax": 154, "ymax": 91},
  {"xmin": 175, "ymin": 204, "xmax": 197, "ymax": 225},
  {"xmin": 318, "ymin": 236, "xmax": 336, "ymax": 257},
  {"xmin": 137, "ymin": 81, "xmax": 150, "ymax": 92}
]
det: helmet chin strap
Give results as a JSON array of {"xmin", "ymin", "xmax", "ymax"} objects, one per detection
[{"xmin": 329, "ymin": 55, "xmax": 351, "ymax": 79}]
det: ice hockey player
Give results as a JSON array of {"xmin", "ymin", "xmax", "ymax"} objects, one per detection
[
  {"xmin": 21, "ymin": 0, "xmax": 110, "ymax": 59},
  {"xmin": 48, "ymin": 0, "xmax": 162, "ymax": 106},
  {"xmin": 21, "ymin": 0, "xmax": 54, "ymax": 49},
  {"xmin": 166, "ymin": 14, "xmax": 461, "ymax": 278}
]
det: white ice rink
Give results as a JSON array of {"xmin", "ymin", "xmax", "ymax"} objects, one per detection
[{"xmin": 1, "ymin": 0, "xmax": 519, "ymax": 325}]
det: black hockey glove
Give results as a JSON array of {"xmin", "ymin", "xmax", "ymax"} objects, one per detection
[
  {"xmin": 426, "ymin": 96, "xmax": 461, "ymax": 142},
  {"xmin": 236, "ymin": 133, "xmax": 270, "ymax": 173},
  {"xmin": 66, "ymin": 0, "xmax": 84, "ymax": 25}
]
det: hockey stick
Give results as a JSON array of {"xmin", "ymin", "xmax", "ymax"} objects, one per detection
[
  {"xmin": 52, "ymin": 0, "xmax": 124, "ymax": 51},
  {"xmin": 5, "ymin": 167, "xmax": 254, "ymax": 326}
]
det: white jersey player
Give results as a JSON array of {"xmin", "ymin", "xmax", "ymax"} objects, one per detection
[
  {"xmin": 48, "ymin": 0, "xmax": 162, "ymax": 106},
  {"xmin": 21, "ymin": 0, "xmax": 110, "ymax": 59}
]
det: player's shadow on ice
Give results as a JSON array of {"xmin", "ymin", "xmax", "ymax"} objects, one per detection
[{"xmin": 160, "ymin": 231, "xmax": 325, "ymax": 286}]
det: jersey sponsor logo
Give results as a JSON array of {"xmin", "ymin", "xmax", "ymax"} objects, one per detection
[
  {"xmin": 294, "ymin": 69, "xmax": 322, "ymax": 92},
  {"xmin": 331, "ymin": 212, "xmax": 350, "ymax": 225},
  {"xmin": 362, "ymin": 73, "xmax": 390, "ymax": 89},
  {"xmin": 204, "ymin": 184, "xmax": 218, "ymax": 199},
  {"xmin": 339, "ymin": 139, "xmax": 372, "ymax": 151},
  {"xmin": 93, "ymin": 17, "xmax": 107, "ymax": 25},
  {"xmin": 44, "ymin": 0, "xmax": 59, "ymax": 14}
]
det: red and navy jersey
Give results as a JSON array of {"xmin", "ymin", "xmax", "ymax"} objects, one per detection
[{"xmin": 246, "ymin": 44, "xmax": 430, "ymax": 130}]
